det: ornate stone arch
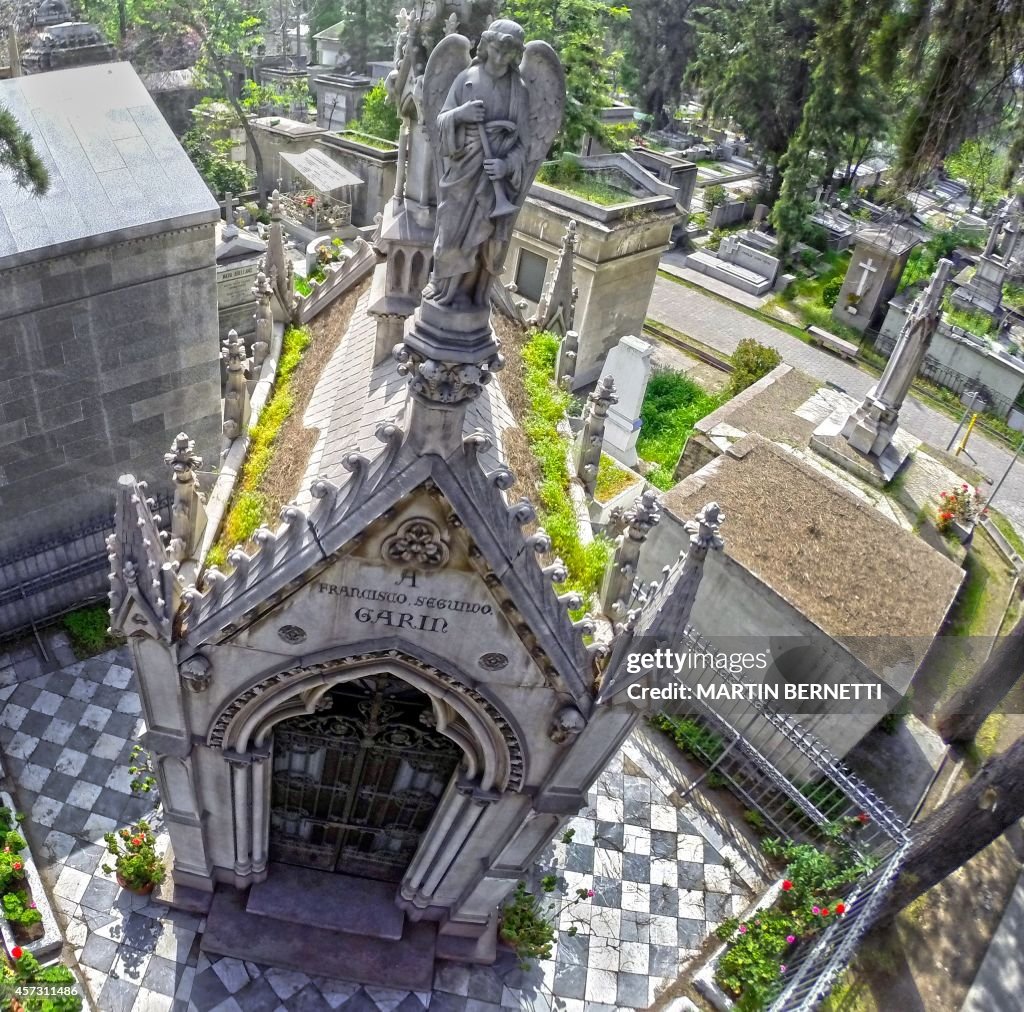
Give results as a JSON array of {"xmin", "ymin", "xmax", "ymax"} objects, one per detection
[{"xmin": 205, "ymin": 646, "xmax": 525, "ymax": 793}]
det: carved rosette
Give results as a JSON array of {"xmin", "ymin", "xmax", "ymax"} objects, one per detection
[
  {"xmin": 381, "ymin": 517, "xmax": 450, "ymax": 569},
  {"xmin": 393, "ymin": 343, "xmax": 503, "ymax": 405}
]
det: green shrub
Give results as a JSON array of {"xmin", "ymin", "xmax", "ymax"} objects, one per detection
[
  {"xmin": 3, "ymin": 890, "xmax": 42, "ymax": 927},
  {"xmin": 821, "ymin": 278, "xmax": 842, "ymax": 307},
  {"xmin": 347, "ymin": 82, "xmax": 401, "ymax": 142},
  {"xmin": 703, "ymin": 183, "xmax": 727, "ymax": 210},
  {"xmin": 730, "ymin": 339, "xmax": 782, "ymax": 396},
  {"xmin": 0, "ymin": 948, "xmax": 82, "ymax": 1011},
  {"xmin": 62, "ymin": 604, "xmax": 122, "ymax": 659}
]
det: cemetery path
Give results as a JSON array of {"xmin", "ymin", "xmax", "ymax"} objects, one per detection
[{"xmin": 649, "ymin": 277, "xmax": 1024, "ymax": 536}]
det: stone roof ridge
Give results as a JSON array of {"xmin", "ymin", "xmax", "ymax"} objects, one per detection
[{"xmin": 107, "ymin": 474, "xmax": 181, "ymax": 642}]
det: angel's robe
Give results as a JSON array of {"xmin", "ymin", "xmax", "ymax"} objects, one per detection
[{"xmin": 429, "ymin": 63, "xmax": 530, "ymax": 304}]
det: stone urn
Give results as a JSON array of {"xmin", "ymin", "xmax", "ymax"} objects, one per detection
[{"xmin": 116, "ymin": 871, "xmax": 156, "ymax": 897}]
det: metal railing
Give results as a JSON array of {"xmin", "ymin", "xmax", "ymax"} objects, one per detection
[
  {"xmin": 0, "ymin": 497, "xmax": 171, "ymax": 643},
  {"xmin": 660, "ymin": 628, "xmax": 908, "ymax": 1010}
]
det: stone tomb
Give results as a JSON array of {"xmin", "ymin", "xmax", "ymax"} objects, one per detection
[
  {"xmin": 215, "ymin": 196, "xmax": 267, "ymax": 340},
  {"xmin": 686, "ymin": 230, "xmax": 781, "ymax": 296},
  {"xmin": 0, "ymin": 62, "xmax": 221, "ymax": 555},
  {"xmin": 598, "ymin": 335, "xmax": 654, "ymax": 467},
  {"xmin": 832, "ymin": 225, "xmax": 918, "ymax": 332}
]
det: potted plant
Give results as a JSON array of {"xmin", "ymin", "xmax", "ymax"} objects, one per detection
[
  {"xmin": 498, "ymin": 878, "xmax": 593, "ymax": 968},
  {"xmin": 102, "ymin": 821, "xmax": 165, "ymax": 895},
  {"xmin": 2, "ymin": 891, "xmax": 42, "ymax": 943},
  {"xmin": 936, "ymin": 484, "xmax": 987, "ymax": 543},
  {"xmin": 2, "ymin": 946, "xmax": 82, "ymax": 1012}
]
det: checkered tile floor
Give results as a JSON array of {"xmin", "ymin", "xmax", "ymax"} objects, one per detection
[{"xmin": 0, "ymin": 649, "xmax": 759, "ymax": 1011}]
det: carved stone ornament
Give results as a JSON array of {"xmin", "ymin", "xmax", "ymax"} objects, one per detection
[
  {"xmin": 381, "ymin": 517, "xmax": 450, "ymax": 569},
  {"xmin": 393, "ymin": 344, "xmax": 503, "ymax": 405},
  {"xmin": 549, "ymin": 705, "xmax": 586, "ymax": 744},
  {"xmin": 478, "ymin": 652, "xmax": 508, "ymax": 670},
  {"xmin": 278, "ymin": 625, "xmax": 307, "ymax": 644},
  {"xmin": 179, "ymin": 653, "xmax": 212, "ymax": 693}
]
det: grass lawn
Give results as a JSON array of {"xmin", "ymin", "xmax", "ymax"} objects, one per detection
[
  {"xmin": 987, "ymin": 507, "xmax": 1024, "ymax": 557},
  {"xmin": 636, "ymin": 370, "xmax": 725, "ymax": 489}
]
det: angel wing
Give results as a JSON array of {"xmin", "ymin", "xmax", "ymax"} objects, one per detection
[
  {"xmin": 519, "ymin": 40, "xmax": 566, "ymax": 204},
  {"xmin": 421, "ymin": 33, "xmax": 472, "ymax": 193}
]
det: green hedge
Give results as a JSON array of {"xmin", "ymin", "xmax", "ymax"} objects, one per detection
[{"xmin": 521, "ymin": 332, "xmax": 611, "ymax": 609}]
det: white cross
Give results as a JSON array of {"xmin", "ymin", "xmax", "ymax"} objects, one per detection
[
  {"xmin": 222, "ymin": 191, "xmax": 238, "ymax": 237},
  {"xmin": 855, "ymin": 257, "xmax": 878, "ymax": 297}
]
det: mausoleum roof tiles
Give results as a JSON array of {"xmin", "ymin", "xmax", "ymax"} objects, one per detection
[{"xmin": 0, "ymin": 62, "xmax": 218, "ymax": 268}]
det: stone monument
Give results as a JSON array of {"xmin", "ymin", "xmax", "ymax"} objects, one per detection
[
  {"xmin": 596, "ymin": 335, "xmax": 653, "ymax": 467},
  {"xmin": 811, "ymin": 260, "xmax": 952, "ymax": 483},
  {"xmin": 952, "ymin": 211, "xmax": 1019, "ymax": 316},
  {"xmin": 832, "ymin": 225, "xmax": 919, "ymax": 332}
]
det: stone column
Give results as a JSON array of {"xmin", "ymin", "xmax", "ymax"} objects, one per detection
[
  {"xmin": 227, "ymin": 754, "xmax": 253, "ymax": 883},
  {"xmin": 222, "ymin": 330, "xmax": 251, "ymax": 441},
  {"xmin": 658, "ymin": 502, "xmax": 725, "ymax": 631},
  {"xmin": 249, "ymin": 753, "xmax": 271, "ymax": 878},
  {"xmin": 573, "ymin": 376, "xmax": 616, "ymax": 497},
  {"xmin": 599, "ymin": 488, "xmax": 661, "ymax": 619},
  {"xmin": 164, "ymin": 433, "xmax": 207, "ymax": 564}
]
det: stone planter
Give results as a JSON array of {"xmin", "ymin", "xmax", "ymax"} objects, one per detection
[
  {"xmin": 950, "ymin": 518, "xmax": 975, "ymax": 545},
  {"xmin": 11, "ymin": 919, "xmax": 44, "ymax": 945},
  {"xmin": 0, "ymin": 793, "xmax": 61, "ymax": 961},
  {"xmin": 116, "ymin": 872, "xmax": 157, "ymax": 897}
]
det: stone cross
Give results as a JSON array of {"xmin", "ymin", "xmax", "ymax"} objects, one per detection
[
  {"xmin": 854, "ymin": 257, "xmax": 878, "ymax": 297},
  {"xmin": 574, "ymin": 376, "xmax": 617, "ymax": 498},
  {"xmin": 163, "ymin": 432, "xmax": 208, "ymax": 564},
  {"xmin": 983, "ymin": 213, "xmax": 1004, "ymax": 257},
  {"xmin": 222, "ymin": 191, "xmax": 238, "ymax": 237}
]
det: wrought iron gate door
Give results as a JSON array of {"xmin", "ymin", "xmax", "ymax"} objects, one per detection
[{"xmin": 269, "ymin": 674, "xmax": 462, "ymax": 881}]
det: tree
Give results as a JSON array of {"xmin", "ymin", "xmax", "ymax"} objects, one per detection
[
  {"xmin": 504, "ymin": 0, "xmax": 628, "ymax": 154},
  {"xmin": 311, "ymin": 0, "xmax": 394, "ymax": 73},
  {"xmin": 691, "ymin": 0, "xmax": 818, "ymax": 201},
  {"xmin": 621, "ymin": 0, "xmax": 697, "ymax": 129},
  {"xmin": 136, "ymin": 0, "xmax": 270, "ymax": 201},
  {"xmin": 870, "ymin": 733, "xmax": 1024, "ymax": 927},
  {"xmin": 945, "ymin": 138, "xmax": 1007, "ymax": 213},
  {"xmin": 347, "ymin": 81, "xmax": 400, "ymax": 142},
  {"xmin": 936, "ymin": 613, "xmax": 1024, "ymax": 745},
  {"xmin": 0, "ymin": 107, "xmax": 49, "ymax": 196}
]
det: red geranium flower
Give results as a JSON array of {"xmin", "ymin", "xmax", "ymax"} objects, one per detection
[
  {"xmin": 12, "ymin": 861, "xmax": 21, "ymax": 871},
  {"xmin": 856, "ymin": 812, "xmax": 869, "ymax": 824},
  {"xmin": 11, "ymin": 946, "xmax": 22, "ymax": 959},
  {"xmin": 836, "ymin": 903, "xmax": 846, "ymax": 915},
  {"xmin": 821, "ymin": 907, "xmax": 830, "ymax": 916},
  {"xmin": 782, "ymin": 880, "xmax": 793, "ymax": 891},
  {"xmin": 131, "ymin": 837, "xmax": 143, "ymax": 847}
]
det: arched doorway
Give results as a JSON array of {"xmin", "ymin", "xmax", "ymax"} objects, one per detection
[{"xmin": 268, "ymin": 673, "xmax": 463, "ymax": 882}]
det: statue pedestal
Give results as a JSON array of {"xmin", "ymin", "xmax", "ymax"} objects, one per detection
[
  {"xmin": 809, "ymin": 398, "xmax": 919, "ymax": 487},
  {"xmin": 404, "ymin": 298, "xmax": 499, "ymax": 365}
]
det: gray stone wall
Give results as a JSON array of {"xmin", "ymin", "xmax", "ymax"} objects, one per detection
[{"xmin": 0, "ymin": 224, "xmax": 222, "ymax": 554}]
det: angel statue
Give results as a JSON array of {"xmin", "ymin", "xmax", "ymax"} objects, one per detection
[{"xmin": 420, "ymin": 18, "xmax": 564, "ymax": 310}]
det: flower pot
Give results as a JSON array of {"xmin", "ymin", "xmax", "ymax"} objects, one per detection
[
  {"xmin": 116, "ymin": 871, "xmax": 156, "ymax": 896},
  {"xmin": 12, "ymin": 920, "xmax": 44, "ymax": 944}
]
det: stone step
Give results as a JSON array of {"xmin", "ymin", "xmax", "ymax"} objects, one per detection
[
  {"xmin": 202, "ymin": 887, "xmax": 437, "ymax": 991},
  {"xmin": 246, "ymin": 863, "xmax": 405, "ymax": 940}
]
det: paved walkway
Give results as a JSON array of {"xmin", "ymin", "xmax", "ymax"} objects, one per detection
[
  {"xmin": 960, "ymin": 871, "xmax": 1024, "ymax": 1012},
  {"xmin": 0, "ymin": 650, "xmax": 764, "ymax": 1012},
  {"xmin": 648, "ymin": 275, "xmax": 1024, "ymax": 535}
]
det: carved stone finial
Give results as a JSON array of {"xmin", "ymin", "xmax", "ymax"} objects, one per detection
[
  {"xmin": 164, "ymin": 433, "xmax": 207, "ymax": 564},
  {"xmin": 574, "ymin": 376, "xmax": 617, "ymax": 497},
  {"xmin": 534, "ymin": 219, "xmax": 579, "ymax": 336},
  {"xmin": 555, "ymin": 329, "xmax": 579, "ymax": 389},
  {"xmin": 221, "ymin": 330, "xmax": 251, "ymax": 441},
  {"xmin": 685, "ymin": 502, "xmax": 725, "ymax": 552},
  {"xmin": 600, "ymin": 488, "xmax": 662, "ymax": 619}
]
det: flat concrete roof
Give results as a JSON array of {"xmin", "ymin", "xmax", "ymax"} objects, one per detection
[
  {"xmin": 0, "ymin": 62, "xmax": 218, "ymax": 268},
  {"xmin": 663, "ymin": 434, "xmax": 964, "ymax": 661}
]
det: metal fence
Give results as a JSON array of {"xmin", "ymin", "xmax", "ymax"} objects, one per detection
[
  {"xmin": 0, "ymin": 497, "xmax": 171, "ymax": 644},
  {"xmin": 660, "ymin": 628, "xmax": 908, "ymax": 1010},
  {"xmin": 873, "ymin": 333, "xmax": 1023, "ymax": 420}
]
